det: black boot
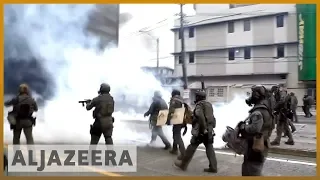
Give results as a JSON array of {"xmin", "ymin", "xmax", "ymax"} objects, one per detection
[
  {"xmin": 173, "ymin": 160, "xmax": 187, "ymax": 171},
  {"xmin": 164, "ymin": 144, "xmax": 171, "ymax": 150},
  {"xmin": 169, "ymin": 149, "xmax": 178, "ymax": 155},
  {"xmin": 285, "ymin": 141, "xmax": 295, "ymax": 145},
  {"xmin": 204, "ymin": 168, "xmax": 217, "ymax": 173}
]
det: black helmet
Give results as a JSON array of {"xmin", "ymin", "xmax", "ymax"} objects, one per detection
[
  {"xmin": 171, "ymin": 89, "xmax": 180, "ymax": 97},
  {"xmin": 251, "ymin": 85, "xmax": 266, "ymax": 99},
  {"xmin": 195, "ymin": 90, "xmax": 206, "ymax": 99},
  {"xmin": 98, "ymin": 83, "xmax": 110, "ymax": 94}
]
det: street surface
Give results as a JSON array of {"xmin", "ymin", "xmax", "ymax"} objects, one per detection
[
  {"xmin": 6, "ymin": 145, "xmax": 316, "ymax": 176},
  {"xmin": 5, "ymin": 114, "xmax": 317, "ymax": 176}
]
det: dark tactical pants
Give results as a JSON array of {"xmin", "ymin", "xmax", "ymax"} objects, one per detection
[
  {"xmin": 180, "ymin": 135, "xmax": 217, "ymax": 170},
  {"xmin": 151, "ymin": 126, "xmax": 170, "ymax": 147},
  {"xmin": 292, "ymin": 109, "xmax": 298, "ymax": 122},
  {"xmin": 172, "ymin": 124, "xmax": 186, "ymax": 156},
  {"xmin": 13, "ymin": 119, "xmax": 34, "ymax": 145},
  {"xmin": 90, "ymin": 119, "xmax": 113, "ymax": 145},
  {"xmin": 274, "ymin": 115, "xmax": 294, "ymax": 143},
  {"xmin": 303, "ymin": 105, "xmax": 313, "ymax": 117},
  {"xmin": 242, "ymin": 139, "xmax": 268, "ymax": 176}
]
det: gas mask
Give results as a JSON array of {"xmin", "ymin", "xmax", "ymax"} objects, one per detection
[{"xmin": 245, "ymin": 90, "xmax": 260, "ymax": 106}]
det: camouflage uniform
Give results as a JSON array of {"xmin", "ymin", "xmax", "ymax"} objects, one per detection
[
  {"xmin": 167, "ymin": 90, "xmax": 186, "ymax": 158},
  {"xmin": 4, "ymin": 84, "xmax": 38, "ymax": 145},
  {"xmin": 289, "ymin": 92, "xmax": 299, "ymax": 122},
  {"xmin": 86, "ymin": 83, "xmax": 115, "ymax": 145},
  {"xmin": 144, "ymin": 91, "xmax": 171, "ymax": 149},
  {"xmin": 271, "ymin": 88, "xmax": 294, "ymax": 145},
  {"xmin": 239, "ymin": 86, "xmax": 274, "ymax": 176},
  {"xmin": 174, "ymin": 91, "xmax": 218, "ymax": 173},
  {"xmin": 303, "ymin": 95, "xmax": 314, "ymax": 117}
]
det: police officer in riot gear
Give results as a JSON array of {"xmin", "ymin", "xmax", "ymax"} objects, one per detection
[
  {"xmin": 239, "ymin": 85, "xmax": 274, "ymax": 176},
  {"xmin": 144, "ymin": 91, "xmax": 171, "ymax": 149},
  {"xmin": 4, "ymin": 84, "xmax": 38, "ymax": 145},
  {"xmin": 270, "ymin": 86, "xmax": 294, "ymax": 146},
  {"xmin": 167, "ymin": 89, "xmax": 186, "ymax": 159},
  {"xmin": 86, "ymin": 83, "xmax": 115, "ymax": 145},
  {"xmin": 174, "ymin": 90, "xmax": 218, "ymax": 173}
]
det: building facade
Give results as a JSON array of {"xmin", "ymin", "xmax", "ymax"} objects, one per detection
[
  {"xmin": 86, "ymin": 4, "xmax": 120, "ymax": 49},
  {"xmin": 172, "ymin": 4, "xmax": 315, "ymax": 105},
  {"xmin": 141, "ymin": 66, "xmax": 177, "ymax": 87}
]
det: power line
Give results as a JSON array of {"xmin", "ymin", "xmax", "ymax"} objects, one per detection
[{"xmin": 173, "ymin": 11, "xmax": 316, "ymax": 29}]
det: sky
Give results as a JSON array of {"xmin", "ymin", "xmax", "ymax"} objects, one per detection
[{"xmin": 119, "ymin": 4, "xmax": 201, "ymax": 69}]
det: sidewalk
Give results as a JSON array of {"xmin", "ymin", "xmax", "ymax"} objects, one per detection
[{"xmin": 269, "ymin": 123, "xmax": 316, "ymax": 158}]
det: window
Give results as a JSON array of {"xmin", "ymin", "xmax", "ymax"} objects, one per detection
[
  {"xmin": 243, "ymin": 19, "xmax": 251, "ymax": 31},
  {"xmin": 228, "ymin": 48, "xmax": 235, "ymax": 60},
  {"xmin": 209, "ymin": 88, "xmax": 215, "ymax": 97},
  {"xmin": 228, "ymin": 22, "xmax": 234, "ymax": 33},
  {"xmin": 189, "ymin": 27, "xmax": 194, "ymax": 38},
  {"xmin": 276, "ymin": 15, "xmax": 284, "ymax": 28},
  {"xmin": 217, "ymin": 88, "xmax": 224, "ymax": 97},
  {"xmin": 244, "ymin": 47, "xmax": 251, "ymax": 59},
  {"xmin": 189, "ymin": 53, "xmax": 195, "ymax": 63},
  {"xmin": 178, "ymin": 55, "xmax": 182, "ymax": 64},
  {"xmin": 277, "ymin": 45, "xmax": 285, "ymax": 58},
  {"xmin": 178, "ymin": 31, "xmax": 182, "ymax": 39}
]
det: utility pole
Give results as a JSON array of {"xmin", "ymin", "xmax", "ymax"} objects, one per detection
[
  {"xmin": 156, "ymin": 38, "xmax": 159, "ymax": 75},
  {"xmin": 138, "ymin": 30, "xmax": 160, "ymax": 75},
  {"xmin": 180, "ymin": 4, "xmax": 188, "ymax": 90}
]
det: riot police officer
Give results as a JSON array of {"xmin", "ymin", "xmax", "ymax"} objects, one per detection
[
  {"xmin": 86, "ymin": 83, "xmax": 115, "ymax": 145},
  {"xmin": 270, "ymin": 86, "xmax": 294, "ymax": 145},
  {"xmin": 4, "ymin": 84, "xmax": 38, "ymax": 145},
  {"xmin": 239, "ymin": 85, "xmax": 274, "ymax": 176},
  {"xmin": 174, "ymin": 90, "xmax": 217, "ymax": 173}
]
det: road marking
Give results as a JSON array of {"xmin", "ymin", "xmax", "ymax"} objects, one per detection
[
  {"xmin": 197, "ymin": 149, "xmax": 316, "ymax": 167},
  {"xmin": 4, "ymin": 144, "xmax": 122, "ymax": 176},
  {"xmin": 132, "ymin": 140, "xmax": 317, "ymax": 167}
]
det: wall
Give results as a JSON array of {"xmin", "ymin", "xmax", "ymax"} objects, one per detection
[{"xmin": 174, "ymin": 44, "xmax": 299, "ymax": 77}]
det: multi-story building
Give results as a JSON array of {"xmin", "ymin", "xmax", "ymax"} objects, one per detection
[
  {"xmin": 86, "ymin": 4, "xmax": 120, "ymax": 49},
  {"xmin": 141, "ymin": 66, "xmax": 178, "ymax": 87},
  {"xmin": 172, "ymin": 4, "xmax": 316, "ymax": 105}
]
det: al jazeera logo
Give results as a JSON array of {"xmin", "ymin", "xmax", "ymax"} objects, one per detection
[{"xmin": 7, "ymin": 145, "xmax": 137, "ymax": 173}]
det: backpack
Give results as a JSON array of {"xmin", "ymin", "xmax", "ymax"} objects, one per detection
[
  {"xmin": 16, "ymin": 97, "xmax": 33, "ymax": 119},
  {"xmin": 183, "ymin": 103, "xmax": 193, "ymax": 124}
]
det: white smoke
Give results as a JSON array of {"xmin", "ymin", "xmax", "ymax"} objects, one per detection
[{"xmin": 4, "ymin": 4, "xmax": 252, "ymax": 149}]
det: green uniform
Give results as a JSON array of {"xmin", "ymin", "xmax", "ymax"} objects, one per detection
[
  {"xmin": 271, "ymin": 90, "xmax": 294, "ymax": 145},
  {"xmin": 175, "ymin": 99, "xmax": 217, "ymax": 172},
  {"xmin": 167, "ymin": 95, "xmax": 186, "ymax": 156},
  {"xmin": 240, "ymin": 103, "xmax": 273, "ymax": 176},
  {"xmin": 5, "ymin": 94, "xmax": 38, "ymax": 145},
  {"xmin": 86, "ymin": 92, "xmax": 115, "ymax": 145}
]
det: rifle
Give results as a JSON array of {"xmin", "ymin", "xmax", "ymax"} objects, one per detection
[{"xmin": 78, "ymin": 99, "xmax": 91, "ymax": 107}]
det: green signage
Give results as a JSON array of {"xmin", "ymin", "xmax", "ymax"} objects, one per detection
[{"xmin": 296, "ymin": 4, "xmax": 316, "ymax": 81}]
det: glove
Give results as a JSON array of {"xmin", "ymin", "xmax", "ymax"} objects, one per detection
[
  {"xmin": 112, "ymin": 117, "xmax": 115, "ymax": 123},
  {"xmin": 144, "ymin": 112, "xmax": 148, "ymax": 117},
  {"xmin": 182, "ymin": 126, "xmax": 188, "ymax": 136}
]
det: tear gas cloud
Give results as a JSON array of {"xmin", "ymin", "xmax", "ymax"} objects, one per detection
[{"xmin": 4, "ymin": 4, "xmax": 251, "ymax": 148}]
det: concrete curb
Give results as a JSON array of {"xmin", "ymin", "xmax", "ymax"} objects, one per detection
[
  {"xmin": 214, "ymin": 147, "xmax": 316, "ymax": 158},
  {"xmin": 268, "ymin": 146, "xmax": 316, "ymax": 158}
]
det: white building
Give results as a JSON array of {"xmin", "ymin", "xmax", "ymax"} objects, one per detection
[{"xmin": 172, "ymin": 4, "xmax": 306, "ymax": 105}]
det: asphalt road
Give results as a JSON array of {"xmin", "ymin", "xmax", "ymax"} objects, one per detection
[{"xmin": 6, "ymin": 145, "xmax": 316, "ymax": 176}]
